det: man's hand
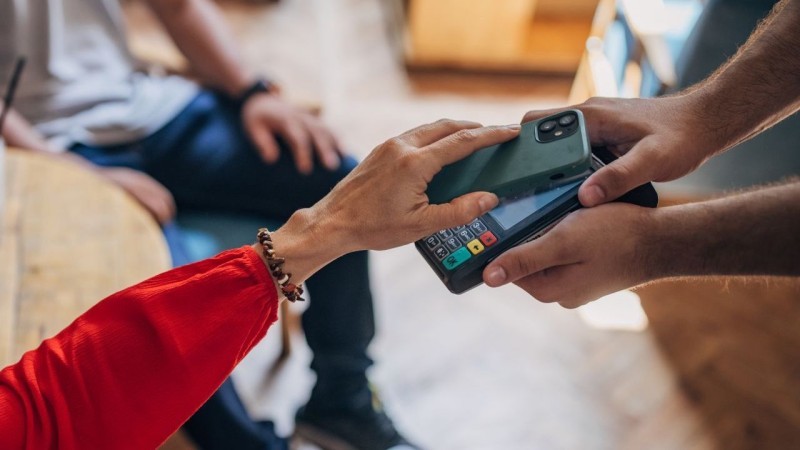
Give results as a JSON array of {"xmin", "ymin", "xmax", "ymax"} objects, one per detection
[
  {"xmin": 97, "ymin": 167, "xmax": 177, "ymax": 225},
  {"xmin": 483, "ymin": 203, "xmax": 656, "ymax": 309},
  {"xmin": 242, "ymin": 94, "xmax": 341, "ymax": 175},
  {"xmin": 522, "ymin": 96, "xmax": 722, "ymax": 207},
  {"xmin": 520, "ymin": 0, "xmax": 800, "ymax": 208}
]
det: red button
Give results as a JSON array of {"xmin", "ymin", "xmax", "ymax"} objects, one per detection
[{"xmin": 480, "ymin": 231, "xmax": 497, "ymax": 247}]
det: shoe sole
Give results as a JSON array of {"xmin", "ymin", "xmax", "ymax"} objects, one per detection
[{"xmin": 294, "ymin": 423, "xmax": 360, "ymax": 450}]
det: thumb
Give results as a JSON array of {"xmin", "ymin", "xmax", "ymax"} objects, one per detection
[
  {"xmin": 483, "ymin": 233, "xmax": 564, "ymax": 287},
  {"xmin": 425, "ymin": 191, "xmax": 499, "ymax": 231},
  {"xmin": 579, "ymin": 142, "xmax": 656, "ymax": 207}
]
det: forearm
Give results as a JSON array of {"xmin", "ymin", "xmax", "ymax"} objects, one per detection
[
  {"xmin": 145, "ymin": 0, "xmax": 254, "ymax": 96},
  {"xmin": 649, "ymin": 180, "xmax": 800, "ymax": 278},
  {"xmin": 0, "ymin": 247, "xmax": 279, "ymax": 449},
  {"xmin": 679, "ymin": 0, "xmax": 800, "ymax": 154}
]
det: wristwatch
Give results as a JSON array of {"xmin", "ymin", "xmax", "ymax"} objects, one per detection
[{"xmin": 236, "ymin": 78, "xmax": 278, "ymax": 108}]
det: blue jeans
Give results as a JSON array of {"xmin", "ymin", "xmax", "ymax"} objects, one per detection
[{"xmin": 71, "ymin": 91, "xmax": 376, "ymax": 448}]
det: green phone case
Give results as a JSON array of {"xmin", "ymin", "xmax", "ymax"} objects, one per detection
[{"xmin": 427, "ymin": 110, "xmax": 591, "ymax": 203}]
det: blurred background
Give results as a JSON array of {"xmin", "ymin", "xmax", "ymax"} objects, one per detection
[{"xmin": 10, "ymin": 0, "xmax": 800, "ymax": 448}]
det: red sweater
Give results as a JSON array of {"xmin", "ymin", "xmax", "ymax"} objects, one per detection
[{"xmin": 0, "ymin": 246, "xmax": 279, "ymax": 449}]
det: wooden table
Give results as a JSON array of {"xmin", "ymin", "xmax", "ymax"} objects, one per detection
[{"xmin": 0, "ymin": 149, "xmax": 171, "ymax": 367}]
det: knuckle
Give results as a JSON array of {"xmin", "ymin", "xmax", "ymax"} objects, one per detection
[
  {"xmin": 455, "ymin": 200, "xmax": 480, "ymax": 223},
  {"xmin": 509, "ymin": 252, "xmax": 536, "ymax": 278},
  {"xmin": 583, "ymin": 96, "xmax": 610, "ymax": 107},
  {"xmin": 397, "ymin": 154, "xmax": 419, "ymax": 172},
  {"xmin": 522, "ymin": 111, "xmax": 537, "ymax": 121},
  {"xmin": 606, "ymin": 163, "xmax": 634, "ymax": 190},
  {"xmin": 452, "ymin": 128, "xmax": 479, "ymax": 142},
  {"xmin": 435, "ymin": 118, "xmax": 458, "ymax": 128},
  {"xmin": 535, "ymin": 289, "xmax": 561, "ymax": 304},
  {"xmin": 383, "ymin": 137, "xmax": 406, "ymax": 152},
  {"xmin": 520, "ymin": 280, "xmax": 555, "ymax": 303}
]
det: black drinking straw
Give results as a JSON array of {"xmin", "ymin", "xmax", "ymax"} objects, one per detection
[{"xmin": 0, "ymin": 57, "xmax": 26, "ymax": 135}]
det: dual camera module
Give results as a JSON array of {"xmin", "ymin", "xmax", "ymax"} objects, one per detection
[{"xmin": 535, "ymin": 112, "xmax": 578, "ymax": 143}]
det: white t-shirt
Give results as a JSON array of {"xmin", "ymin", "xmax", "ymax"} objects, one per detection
[{"xmin": 0, "ymin": 0, "xmax": 198, "ymax": 149}]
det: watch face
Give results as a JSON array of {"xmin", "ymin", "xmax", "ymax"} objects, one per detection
[
  {"xmin": 253, "ymin": 80, "xmax": 272, "ymax": 93},
  {"xmin": 239, "ymin": 79, "xmax": 275, "ymax": 104}
]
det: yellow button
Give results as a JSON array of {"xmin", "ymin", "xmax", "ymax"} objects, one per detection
[{"xmin": 467, "ymin": 239, "xmax": 485, "ymax": 255}]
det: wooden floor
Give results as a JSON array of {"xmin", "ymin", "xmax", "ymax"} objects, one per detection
[{"xmin": 126, "ymin": 1, "xmax": 800, "ymax": 449}]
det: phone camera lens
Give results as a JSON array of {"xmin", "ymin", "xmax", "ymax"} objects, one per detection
[
  {"xmin": 558, "ymin": 114, "xmax": 576, "ymax": 126},
  {"xmin": 539, "ymin": 120, "xmax": 557, "ymax": 133}
]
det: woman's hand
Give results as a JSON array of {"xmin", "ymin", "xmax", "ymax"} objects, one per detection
[
  {"xmin": 315, "ymin": 120, "xmax": 522, "ymax": 251},
  {"xmin": 266, "ymin": 120, "xmax": 521, "ymax": 282}
]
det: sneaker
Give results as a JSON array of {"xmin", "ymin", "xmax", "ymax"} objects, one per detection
[{"xmin": 294, "ymin": 392, "xmax": 419, "ymax": 450}]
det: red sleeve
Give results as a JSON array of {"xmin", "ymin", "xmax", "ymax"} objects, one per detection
[{"xmin": 0, "ymin": 246, "xmax": 279, "ymax": 450}]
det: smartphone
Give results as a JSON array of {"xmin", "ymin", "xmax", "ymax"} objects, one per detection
[
  {"xmin": 416, "ymin": 147, "xmax": 659, "ymax": 294},
  {"xmin": 426, "ymin": 110, "xmax": 592, "ymax": 204}
]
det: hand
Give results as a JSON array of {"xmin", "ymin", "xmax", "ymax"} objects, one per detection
[
  {"xmin": 242, "ymin": 94, "xmax": 341, "ymax": 174},
  {"xmin": 97, "ymin": 167, "xmax": 176, "ymax": 225},
  {"xmin": 522, "ymin": 95, "xmax": 727, "ymax": 207},
  {"xmin": 482, "ymin": 203, "xmax": 657, "ymax": 309},
  {"xmin": 269, "ymin": 120, "xmax": 521, "ymax": 283},
  {"xmin": 313, "ymin": 120, "xmax": 523, "ymax": 251}
]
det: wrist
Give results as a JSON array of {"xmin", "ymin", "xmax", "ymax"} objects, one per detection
[
  {"xmin": 235, "ymin": 78, "xmax": 279, "ymax": 109},
  {"xmin": 677, "ymin": 84, "xmax": 753, "ymax": 157},
  {"xmin": 642, "ymin": 203, "xmax": 711, "ymax": 280},
  {"xmin": 667, "ymin": 92, "xmax": 728, "ymax": 157},
  {"xmin": 258, "ymin": 207, "xmax": 355, "ymax": 285}
]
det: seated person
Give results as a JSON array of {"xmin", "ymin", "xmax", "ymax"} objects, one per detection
[
  {"xmin": 0, "ymin": 121, "xmax": 519, "ymax": 449},
  {"xmin": 0, "ymin": 0, "xmax": 406, "ymax": 447}
]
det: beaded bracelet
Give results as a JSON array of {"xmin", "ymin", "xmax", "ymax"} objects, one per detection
[{"xmin": 257, "ymin": 228, "xmax": 305, "ymax": 303}]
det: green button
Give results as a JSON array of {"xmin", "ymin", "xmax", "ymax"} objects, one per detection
[{"xmin": 442, "ymin": 247, "xmax": 471, "ymax": 270}]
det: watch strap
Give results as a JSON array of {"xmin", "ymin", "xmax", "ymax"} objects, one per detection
[{"xmin": 236, "ymin": 78, "xmax": 276, "ymax": 107}]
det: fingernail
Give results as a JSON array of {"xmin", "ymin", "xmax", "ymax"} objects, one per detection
[
  {"xmin": 505, "ymin": 124, "xmax": 521, "ymax": 131},
  {"xmin": 486, "ymin": 267, "xmax": 507, "ymax": 286},
  {"xmin": 585, "ymin": 184, "xmax": 605, "ymax": 206}
]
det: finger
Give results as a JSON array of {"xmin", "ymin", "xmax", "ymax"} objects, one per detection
[
  {"xmin": 249, "ymin": 125, "xmax": 281, "ymax": 164},
  {"xmin": 422, "ymin": 124, "xmax": 521, "ymax": 173},
  {"xmin": 148, "ymin": 183, "xmax": 176, "ymax": 225},
  {"xmin": 422, "ymin": 191, "xmax": 499, "ymax": 232},
  {"xmin": 578, "ymin": 139, "xmax": 657, "ymax": 206},
  {"xmin": 513, "ymin": 266, "xmax": 583, "ymax": 307},
  {"xmin": 307, "ymin": 120, "xmax": 341, "ymax": 171},
  {"xmin": 483, "ymin": 234, "xmax": 570, "ymax": 287},
  {"xmin": 396, "ymin": 119, "xmax": 483, "ymax": 147},
  {"xmin": 142, "ymin": 192, "xmax": 171, "ymax": 225},
  {"xmin": 521, "ymin": 107, "xmax": 571, "ymax": 124},
  {"xmin": 559, "ymin": 299, "xmax": 588, "ymax": 310},
  {"xmin": 155, "ymin": 196, "xmax": 176, "ymax": 225},
  {"xmin": 281, "ymin": 121, "xmax": 314, "ymax": 175}
]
